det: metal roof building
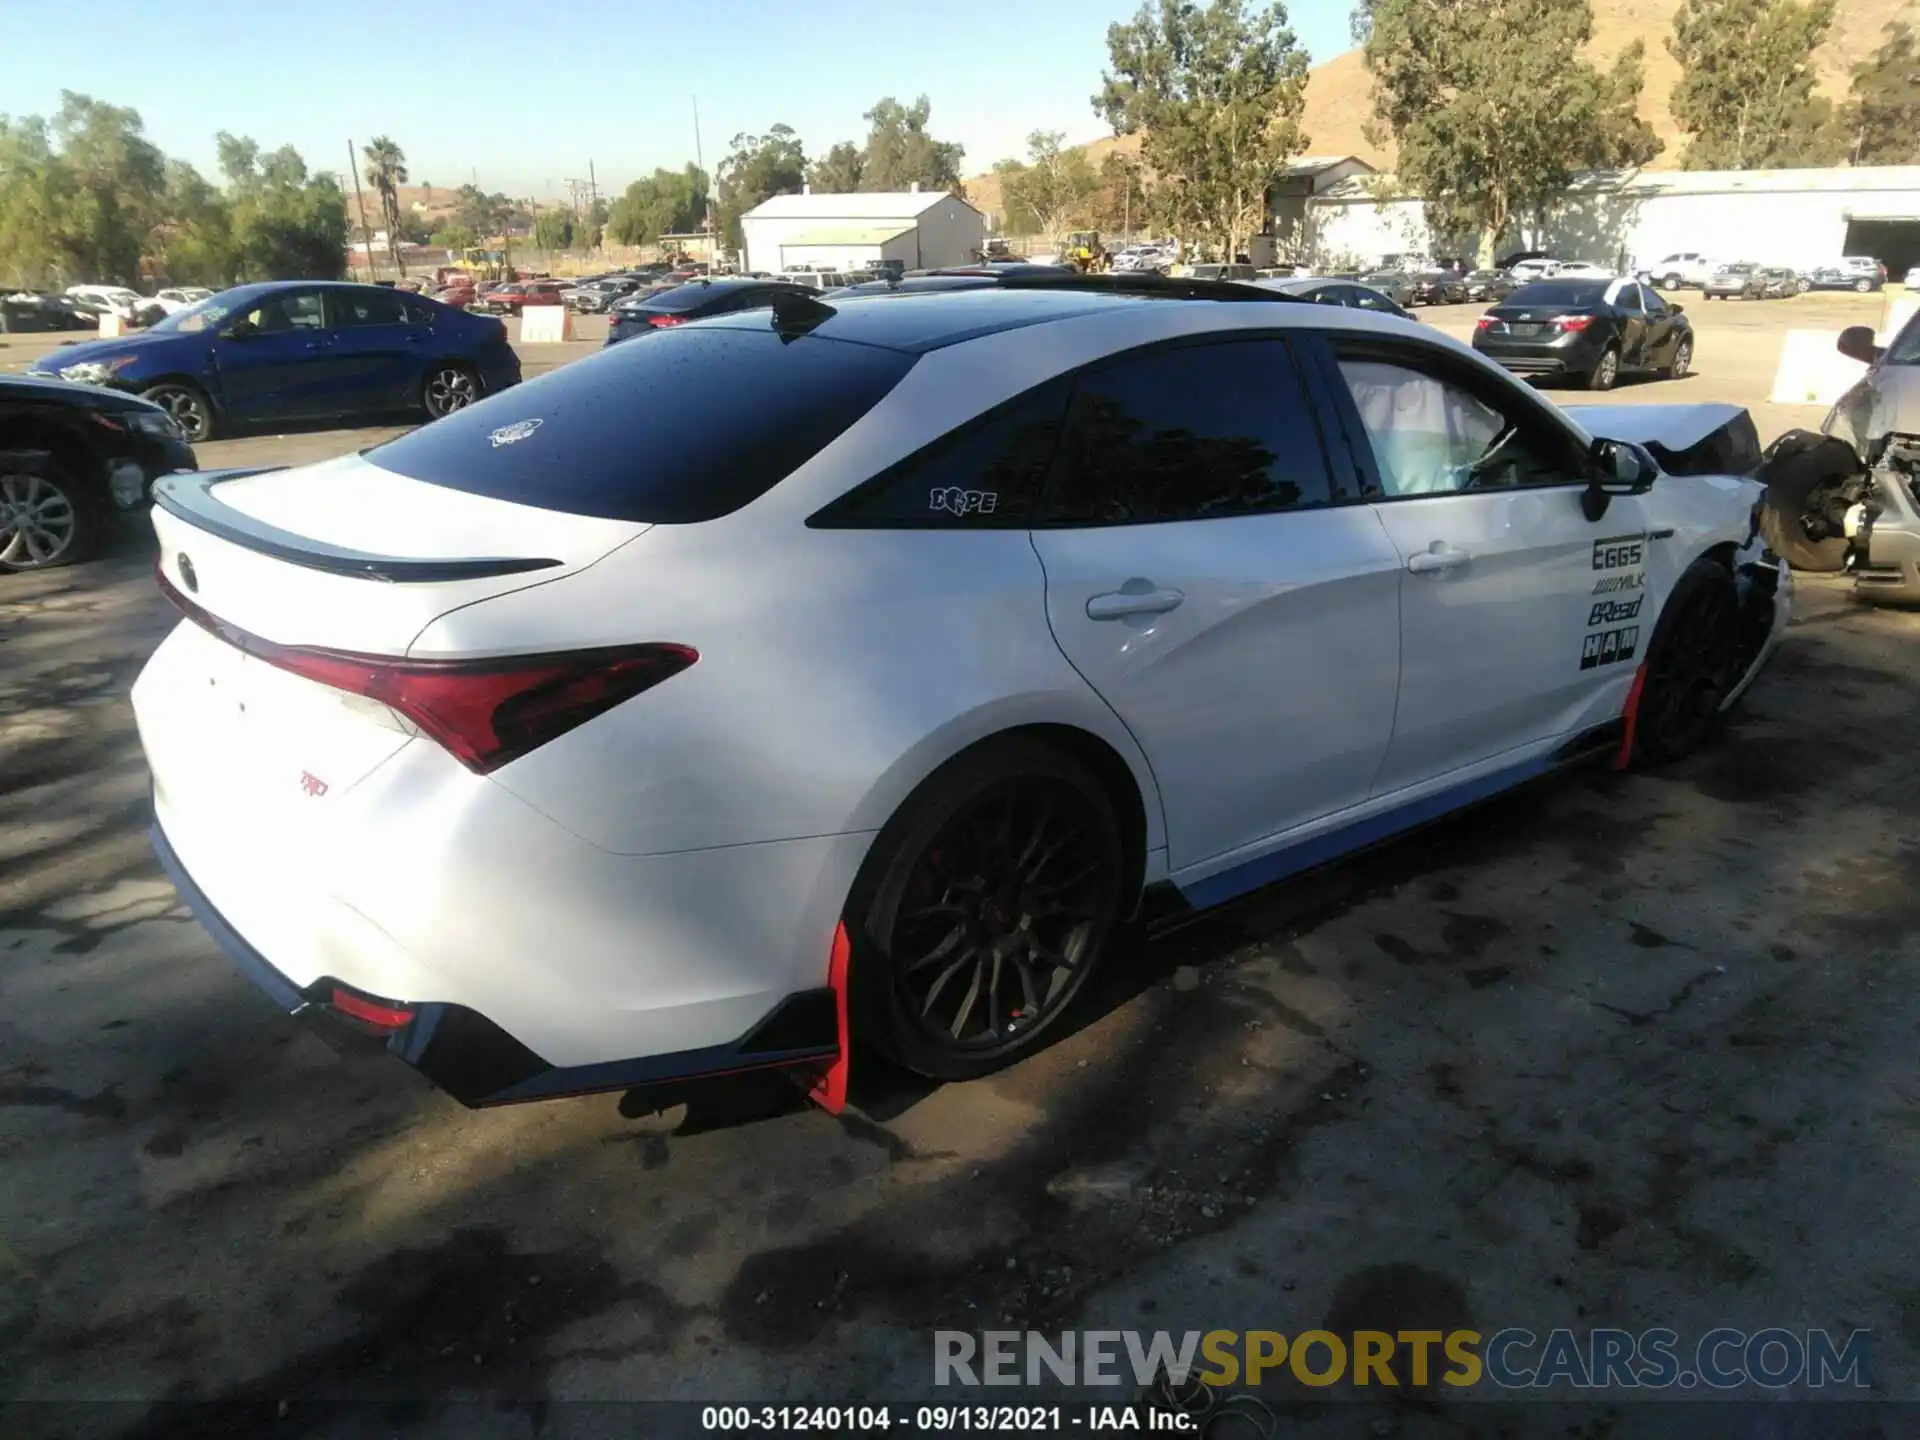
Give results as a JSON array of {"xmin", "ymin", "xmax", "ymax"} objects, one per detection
[
  {"xmin": 739, "ymin": 188, "xmax": 986, "ymax": 276},
  {"xmin": 1307, "ymin": 165, "xmax": 1920, "ymax": 274}
]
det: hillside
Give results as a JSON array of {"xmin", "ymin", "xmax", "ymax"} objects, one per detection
[{"xmin": 966, "ymin": 0, "xmax": 1917, "ymax": 217}]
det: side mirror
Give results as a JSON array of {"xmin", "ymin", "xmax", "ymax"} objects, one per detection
[
  {"xmin": 1583, "ymin": 438, "xmax": 1656, "ymax": 519},
  {"xmin": 1669, "ymin": 302, "xmax": 1685, "ymax": 316},
  {"xmin": 1837, "ymin": 325, "xmax": 1883, "ymax": 365}
]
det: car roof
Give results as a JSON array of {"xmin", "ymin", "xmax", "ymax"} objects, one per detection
[
  {"xmin": 695, "ymin": 275, "xmax": 1317, "ymax": 355},
  {"xmin": 634, "ymin": 277, "xmax": 774, "ymax": 299}
]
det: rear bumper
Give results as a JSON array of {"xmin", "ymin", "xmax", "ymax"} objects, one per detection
[
  {"xmin": 151, "ymin": 812, "xmax": 841, "ymax": 1107},
  {"xmin": 1473, "ymin": 337, "xmax": 1596, "ymax": 375}
]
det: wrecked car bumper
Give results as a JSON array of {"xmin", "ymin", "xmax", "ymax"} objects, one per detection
[
  {"xmin": 1848, "ymin": 439, "xmax": 1920, "ymax": 604},
  {"xmin": 1725, "ymin": 537, "xmax": 1792, "ymax": 711}
]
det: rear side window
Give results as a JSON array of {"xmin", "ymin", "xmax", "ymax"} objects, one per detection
[
  {"xmin": 640, "ymin": 283, "xmax": 738, "ymax": 313},
  {"xmin": 331, "ymin": 289, "xmax": 408, "ymax": 327},
  {"xmin": 1043, "ymin": 339, "xmax": 1340, "ymax": 525},
  {"xmin": 810, "ymin": 380, "xmax": 1071, "ymax": 528},
  {"xmin": 366, "ymin": 329, "xmax": 915, "ymax": 523}
]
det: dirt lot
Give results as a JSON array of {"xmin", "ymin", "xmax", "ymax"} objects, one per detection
[{"xmin": 3, "ymin": 292, "xmax": 1919, "ymax": 1436}]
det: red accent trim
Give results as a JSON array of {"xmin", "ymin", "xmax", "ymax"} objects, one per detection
[
  {"xmin": 1614, "ymin": 663, "xmax": 1648, "ymax": 771},
  {"xmin": 808, "ymin": 922, "xmax": 852, "ymax": 1115},
  {"xmin": 330, "ymin": 986, "xmax": 415, "ymax": 1031}
]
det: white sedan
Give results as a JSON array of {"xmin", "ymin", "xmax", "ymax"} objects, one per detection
[{"xmin": 134, "ymin": 275, "xmax": 1789, "ymax": 1110}]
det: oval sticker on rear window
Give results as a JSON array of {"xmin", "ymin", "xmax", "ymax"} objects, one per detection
[{"xmin": 489, "ymin": 418, "xmax": 542, "ymax": 448}]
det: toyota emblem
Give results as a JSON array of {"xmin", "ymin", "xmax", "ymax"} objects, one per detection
[{"xmin": 177, "ymin": 553, "xmax": 198, "ymax": 594}]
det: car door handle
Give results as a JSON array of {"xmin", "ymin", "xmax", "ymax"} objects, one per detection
[
  {"xmin": 1406, "ymin": 544, "xmax": 1472, "ymax": 574},
  {"xmin": 1086, "ymin": 584, "xmax": 1184, "ymax": 620}
]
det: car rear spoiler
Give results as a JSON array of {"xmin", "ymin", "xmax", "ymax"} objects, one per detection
[{"xmin": 151, "ymin": 471, "xmax": 563, "ymax": 583}]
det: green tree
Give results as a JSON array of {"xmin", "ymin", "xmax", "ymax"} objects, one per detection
[
  {"xmin": 151, "ymin": 159, "xmax": 236, "ymax": 286},
  {"xmin": 1095, "ymin": 151, "xmax": 1149, "ymax": 235},
  {"xmin": 361, "ymin": 135, "xmax": 409, "ymax": 273},
  {"xmin": 858, "ymin": 96, "xmax": 965, "ymax": 192},
  {"xmin": 1839, "ymin": 22, "xmax": 1920, "ymax": 164},
  {"xmin": 716, "ymin": 125, "xmax": 805, "ymax": 249},
  {"xmin": 998, "ymin": 132, "xmax": 1102, "ymax": 244},
  {"xmin": 220, "ymin": 136, "xmax": 348, "ymax": 280},
  {"xmin": 531, "ymin": 209, "xmax": 573, "ymax": 252},
  {"xmin": 605, "ymin": 165, "xmax": 708, "ymax": 246},
  {"xmin": 1667, "ymin": 0, "xmax": 1841, "ymax": 168},
  {"xmin": 1097, "ymin": 0, "xmax": 1312, "ymax": 262},
  {"xmin": 1357, "ymin": 0, "xmax": 1661, "ymax": 262},
  {"xmin": 808, "ymin": 141, "xmax": 866, "ymax": 194},
  {"xmin": 451, "ymin": 183, "xmax": 512, "ymax": 241},
  {"xmin": 431, "ymin": 222, "xmax": 479, "ymax": 250},
  {"xmin": 0, "ymin": 93, "xmax": 167, "ymax": 285},
  {"xmin": 582, "ymin": 196, "xmax": 609, "ymax": 249}
]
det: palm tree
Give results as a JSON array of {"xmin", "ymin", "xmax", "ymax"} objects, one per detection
[{"xmin": 362, "ymin": 136, "xmax": 409, "ymax": 276}]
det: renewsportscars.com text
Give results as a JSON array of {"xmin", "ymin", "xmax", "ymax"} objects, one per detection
[{"xmin": 934, "ymin": 1327, "xmax": 1872, "ymax": 1391}]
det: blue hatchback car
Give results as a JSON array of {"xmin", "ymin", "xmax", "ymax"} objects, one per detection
[{"xmin": 26, "ymin": 281, "xmax": 520, "ymax": 442}]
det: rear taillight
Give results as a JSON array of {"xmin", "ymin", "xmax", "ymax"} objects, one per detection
[
  {"xmin": 331, "ymin": 986, "xmax": 415, "ymax": 1031},
  {"xmin": 1475, "ymin": 316, "xmax": 1493, "ymax": 330},
  {"xmin": 647, "ymin": 313, "xmax": 685, "ymax": 327},
  {"xmin": 156, "ymin": 568, "xmax": 696, "ymax": 773},
  {"xmin": 1555, "ymin": 314, "xmax": 1595, "ymax": 332}
]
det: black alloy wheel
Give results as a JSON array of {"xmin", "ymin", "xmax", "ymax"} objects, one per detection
[
  {"xmin": 1664, "ymin": 336, "xmax": 1692, "ymax": 380},
  {"xmin": 423, "ymin": 364, "xmax": 478, "ymax": 419},
  {"xmin": 141, "ymin": 383, "xmax": 214, "ymax": 442},
  {"xmin": 1635, "ymin": 561, "xmax": 1741, "ymax": 764},
  {"xmin": 859, "ymin": 741, "xmax": 1123, "ymax": 1080}
]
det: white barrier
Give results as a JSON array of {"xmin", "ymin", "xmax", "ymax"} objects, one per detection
[
  {"xmin": 97, "ymin": 311, "xmax": 124, "ymax": 338},
  {"xmin": 518, "ymin": 304, "xmax": 574, "ymax": 343},
  {"xmin": 1884, "ymin": 295, "xmax": 1917, "ymax": 342},
  {"xmin": 1768, "ymin": 330, "xmax": 1868, "ymax": 406}
]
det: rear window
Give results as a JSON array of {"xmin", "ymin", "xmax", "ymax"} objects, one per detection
[
  {"xmin": 1506, "ymin": 280, "xmax": 1609, "ymax": 307},
  {"xmin": 365, "ymin": 328, "xmax": 914, "ymax": 523},
  {"xmin": 638, "ymin": 283, "xmax": 747, "ymax": 313}
]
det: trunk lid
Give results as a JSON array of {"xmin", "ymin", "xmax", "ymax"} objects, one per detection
[
  {"xmin": 143, "ymin": 456, "xmax": 649, "ymax": 808},
  {"xmin": 1482, "ymin": 303, "xmax": 1579, "ymax": 338},
  {"xmin": 152, "ymin": 454, "xmax": 647, "ymax": 654}
]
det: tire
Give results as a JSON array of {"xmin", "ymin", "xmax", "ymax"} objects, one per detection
[
  {"xmin": 850, "ymin": 738, "xmax": 1125, "ymax": 1082},
  {"xmin": 1853, "ymin": 278, "xmax": 1871, "ymax": 293},
  {"xmin": 1660, "ymin": 274, "xmax": 1683, "ymax": 291},
  {"xmin": 1755, "ymin": 431, "xmax": 1856, "ymax": 573},
  {"xmin": 1633, "ymin": 559, "xmax": 1741, "ymax": 765},
  {"xmin": 0, "ymin": 455, "xmax": 99, "ymax": 573},
  {"xmin": 1663, "ymin": 335, "xmax": 1693, "ymax": 380},
  {"xmin": 422, "ymin": 362, "xmax": 479, "ymax": 420},
  {"xmin": 1796, "ymin": 277, "xmax": 1810, "ymax": 294},
  {"xmin": 140, "ymin": 382, "xmax": 215, "ymax": 443},
  {"xmin": 1581, "ymin": 343, "xmax": 1620, "ymax": 391}
]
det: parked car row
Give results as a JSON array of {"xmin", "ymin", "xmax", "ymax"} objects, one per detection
[{"xmin": 1645, "ymin": 253, "xmax": 1887, "ymax": 295}]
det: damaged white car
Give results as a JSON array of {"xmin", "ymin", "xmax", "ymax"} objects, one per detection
[{"xmin": 1754, "ymin": 312, "xmax": 1920, "ymax": 602}]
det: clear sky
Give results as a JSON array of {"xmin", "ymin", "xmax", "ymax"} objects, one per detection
[{"xmin": 0, "ymin": 0, "xmax": 1356, "ymax": 199}]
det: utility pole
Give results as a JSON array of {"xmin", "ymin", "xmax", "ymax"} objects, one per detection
[{"xmin": 347, "ymin": 140, "xmax": 375, "ymax": 280}]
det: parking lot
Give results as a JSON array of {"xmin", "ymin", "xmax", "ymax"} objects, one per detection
[{"xmin": 3, "ymin": 290, "xmax": 1918, "ymax": 1434}]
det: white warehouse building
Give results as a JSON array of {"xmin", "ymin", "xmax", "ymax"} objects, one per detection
[
  {"xmin": 739, "ymin": 188, "xmax": 987, "ymax": 276},
  {"xmin": 1306, "ymin": 165, "xmax": 1920, "ymax": 276}
]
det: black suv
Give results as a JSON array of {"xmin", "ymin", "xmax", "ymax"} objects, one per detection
[{"xmin": 2, "ymin": 374, "xmax": 198, "ymax": 573}]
